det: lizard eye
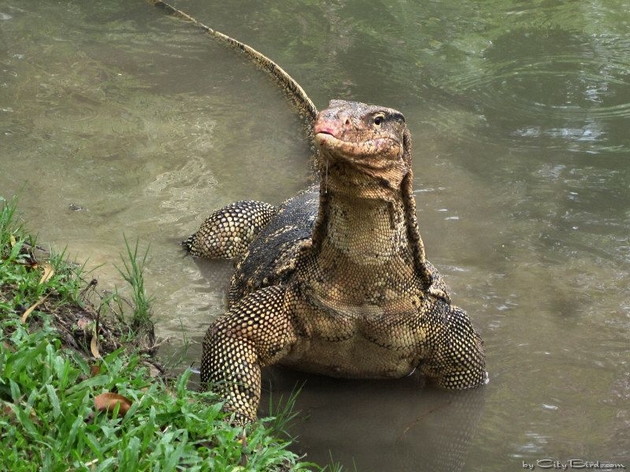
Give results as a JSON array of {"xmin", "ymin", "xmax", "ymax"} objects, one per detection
[{"xmin": 373, "ymin": 114, "xmax": 385, "ymax": 126}]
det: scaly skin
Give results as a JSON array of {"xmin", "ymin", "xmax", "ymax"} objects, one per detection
[
  {"xmin": 187, "ymin": 100, "xmax": 487, "ymax": 422},
  {"xmin": 182, "ymin": 200, "xmax": 277, "ymax": 259}
]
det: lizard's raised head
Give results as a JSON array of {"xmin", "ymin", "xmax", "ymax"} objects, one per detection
[
  {"xmin": 314, "ymin": 100, "xmax": 412, "ymax": 195},
  {"xmin": 311, "ymin": 100, "xmax": 434, "ymax": 291}
]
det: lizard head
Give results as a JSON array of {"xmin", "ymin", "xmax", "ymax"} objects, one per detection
[{"xmin": 314, "ymin": 100, "xmax": 412, "ymax": 196}]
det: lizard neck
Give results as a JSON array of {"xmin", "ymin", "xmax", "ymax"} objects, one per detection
[
  {"xmin": 317, "ymin": 190, "xmax": 412, "ymax": 266},
  {"xmin": 302, "ymin": 186, "xmax": 417, "ymax": 307},
  {"xmin": 310, "ymin": 164, "xmax": 437, "ymax": 295}
]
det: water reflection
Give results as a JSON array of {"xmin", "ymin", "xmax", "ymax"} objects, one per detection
[
  {"xmin": 442, "ymin": 28, "xmax": 630, "ymax": 153},
  {"xmin": 261, "ymin": 368, "xmax": 486, "ymax": 472}
]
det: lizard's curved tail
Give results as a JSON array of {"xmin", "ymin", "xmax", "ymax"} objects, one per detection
[{"xmin": 147, "ymin": 0, "xmax": 318, "ymax": 151}]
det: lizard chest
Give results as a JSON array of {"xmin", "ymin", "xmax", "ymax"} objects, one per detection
[{"xmin": 280, "ymin": 286, "xmax": 427, "ymax": 379}]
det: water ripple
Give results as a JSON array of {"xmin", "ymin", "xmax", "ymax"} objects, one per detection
[{"xmin": 441, "ymin": 30, "xmax": 630, "ymax": 153}]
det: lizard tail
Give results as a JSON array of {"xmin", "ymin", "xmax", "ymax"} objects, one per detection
[{"xmin": 147, "ymin": 0, "xmax": 318, "ymax": 153}]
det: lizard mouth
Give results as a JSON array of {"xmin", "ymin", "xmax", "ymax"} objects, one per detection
[
  {"xmin": 313, "ymin": 129, "xmax": 337, "ymax": 143},
  {"xmin": 314, "ymin": 132, "xmax": 402, "ymax": 164},
  {"xmin": 313, "ymin": 121, "xmax": 337, "ymax": 137}
]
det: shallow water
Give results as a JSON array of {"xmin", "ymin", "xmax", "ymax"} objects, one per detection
[{"xmin": 1, "ymin": 1, "xmax": 628, "ymax": 470}]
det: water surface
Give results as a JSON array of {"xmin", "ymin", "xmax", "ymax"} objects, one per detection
[{"xmin": 1, "ymin": 1, "xmax": 628, "ymax": 470}]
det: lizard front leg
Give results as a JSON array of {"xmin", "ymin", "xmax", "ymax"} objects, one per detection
[
  {"xmin": 183, "ymin": 200, "xmax": 277, "ymax": 259},
  {"xmin": 200, "ymin": 285, "xmax": 297, "ymax": 422},
  {"xmin": 419, "ymin": 301, "xmax": 487, "ymax": 389}
]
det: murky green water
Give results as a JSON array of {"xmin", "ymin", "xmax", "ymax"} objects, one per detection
[{"xmin": 1, "ymin": 1, "xmax": 628, "ymax": 470}]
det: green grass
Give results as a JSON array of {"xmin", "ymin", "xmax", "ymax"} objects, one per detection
[
  {"xmin": 115, "ymin": 236, "xmax": 153, "ymax": 331},
  {"xmin": 0, "ymin": 322, "xmax": 315, "ymax": 471},
  {"xmin": 0, "ymin": 195, "xmax": 325, "ymax": 471}
]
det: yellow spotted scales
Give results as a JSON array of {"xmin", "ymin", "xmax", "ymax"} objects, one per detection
[{"xmin": 185, "ymin": 100, "xmax": 487, "ymax": 422}]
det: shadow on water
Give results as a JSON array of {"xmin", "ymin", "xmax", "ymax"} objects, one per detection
[{"xmin": 260, "ymin": 368, "xmax": 486, "ymax": 472}]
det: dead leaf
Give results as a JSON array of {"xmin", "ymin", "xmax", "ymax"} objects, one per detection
[
  {"xmin": 2, "ymin": 403, "xmax": 14, "ymax": 418},
  {"xmin": 38, "ymin": 262, "xmax": 54, "ymax": 284},
  {"xmin": 90, "ymin": 332, "xmax": 101, "ymax": 359},
  {"xmin": 20, "ymin": 294, "xmax": 50, "ymax": 323},
  {"xmin": 90, "ymin": 364, "xmax": 102, "ymax": 377},
  {"xmin": 90, "ymin": 311, "xmax": 102, "ymax": 359},
  {"xmin": 94, "ymin": 392, "xmax": 133, "ymax": 417}
]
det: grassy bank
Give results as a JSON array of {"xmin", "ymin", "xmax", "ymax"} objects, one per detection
[{"xmin": 0, "ymin": 196, "xmax": 320, "ymax": 471}]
